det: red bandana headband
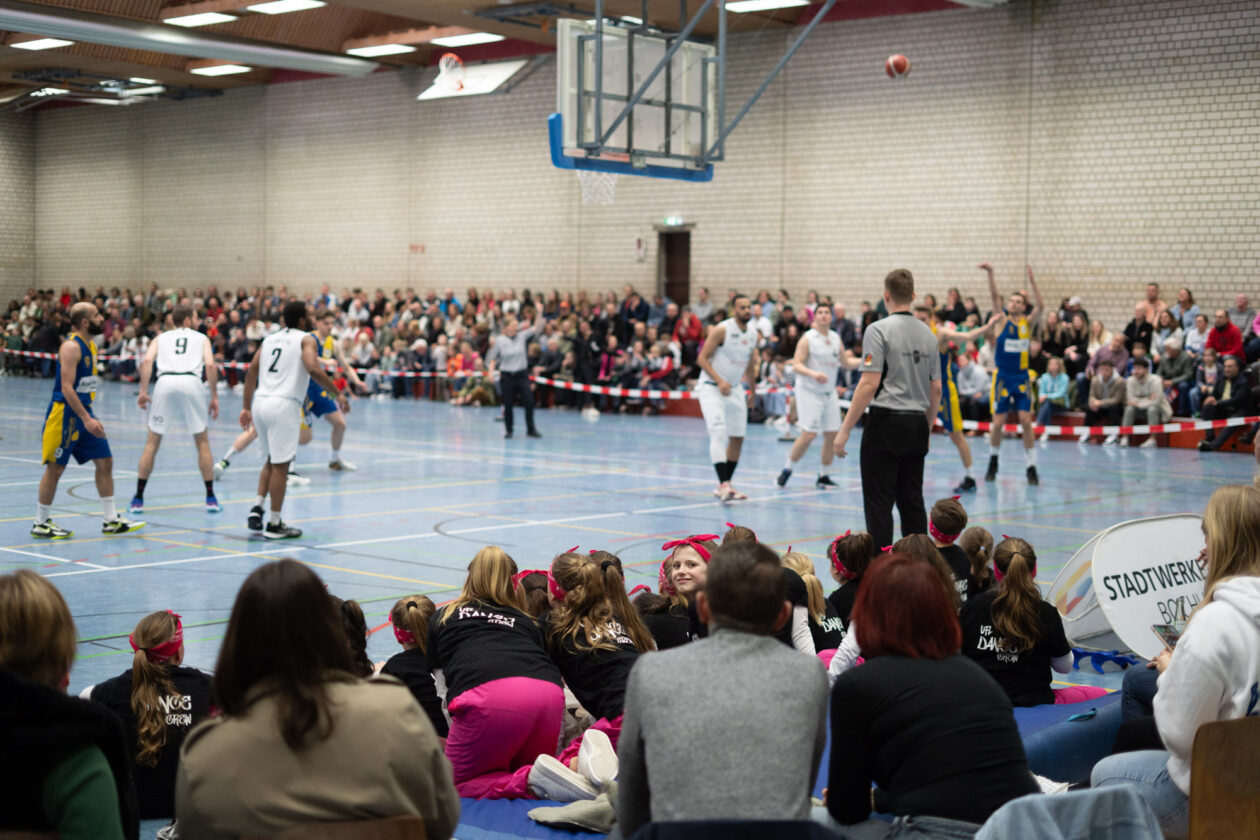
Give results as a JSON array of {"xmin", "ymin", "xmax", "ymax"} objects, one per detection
[
  {"xmin": 129, "ymin": 610, "xmax": 183, "ymax": 664},
  {"xmin": 828, "ymin": 531, "xmax": 858, "ymax": 581},
  {"xmin": 928, "ymin": 520, "xmax": 961, "ymax": 544},
  {"xmin": 662, "ymin": 535, "xmax": 719, "ymax": 562},
  {"xmin": 392, "ymin": 600, "xmax": 422, "ymax": 646},
  {"xmin": 512, "ymin": 568, "xmax": 566, "ymax": 601},
  {"xmin": 992, "ymin": 535, "xmax": 1034, "ymax": 582},
  {"xmin": 724, "ymin": 522, "xmax": 756, "ymax": 541}
]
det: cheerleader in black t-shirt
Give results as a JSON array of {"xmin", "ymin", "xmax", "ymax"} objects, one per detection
[
  {"xmin": 426, "ymin": 546, "xmax": 565, "ymax": 799},
  {"xmin": 633, "ymin": 534, "xmax": 717, "ymax": 649},
  {"xmin": 959, "ymin": 537, "xmax": 1108, "ymax": 707},
  {"xmin": 86, "ymin": 610, "xmax": 213, "ymax": 820},
  {"xmin": 722, "ymin": 522, "xmax": 815, "ymax": 654},
  {"xmin": 825, "ymin": 531, "xmax": 878, "ymax": 631},
  {"xmin": 782, "ymin": 550, "xmax": 845, "ymax": 663},
  {"xmin": 380, "ymin": 595, "xmax": 449, "ymax": 740},
  {"xmin": 929, "ymin": 497, "xmax": 977, "ymax": 603},
  {"xmin": 958, "ymin": 527, "xmax": 994, "ymax": 597}
]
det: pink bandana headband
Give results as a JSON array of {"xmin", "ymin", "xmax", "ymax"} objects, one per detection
[
  {"xmin": 992, "ymin": 535, "xmax": 1035, "ymax": 582},
  {"xmin": 659, "ymin": 535, "xmax": 718, "ymax": 597},
  {"xmin": 928, "ymin": 520, "xmax": 960, "ymax": 544},
  {"xmin": 512, "ymin": 568, "xmax": 566, "ymax": 601},
  {"xmin": 392, "ymin": 600, "xmax": 422, "ymax": 645},
  {"xmin": 828, "ymin": 531, "xmax": 858, "ymax": 581},
  {"xmin": 129, "ymin": 610, "xmax": 183, "ymax": 663}
]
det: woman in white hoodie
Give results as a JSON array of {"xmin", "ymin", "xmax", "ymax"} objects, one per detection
[{"xmin": 1091, "ymin": 484, "xmax": 1260, "ymax": 839}]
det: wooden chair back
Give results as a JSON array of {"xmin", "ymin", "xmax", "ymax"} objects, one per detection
[{"xmin": 1189, "ymin": 714, "xmax": 1260, "ymax": 839}]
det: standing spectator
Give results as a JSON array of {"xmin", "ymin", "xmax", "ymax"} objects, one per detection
[
  {"xmin": 615, "ymin": 540, "xmax": 828, "ymax": 836},
  {"xmin": 1080, "ymin": 360, "xmax": 1125, "ymax": 444},
  {"xmin": 1124, "ymin": 303, "xmax": 1154, "ymax": 353},
  {"xmin": 1168, "ymin": 287, "xmax": 1199, "ymax": 330},
  {"xmin": 1139, "ymin": 283, "xmax": 1166, "ymax": 324},
  {"xmin": 691, "ymin": 287, "xmax": 713, "ymax": 323},
  {"xmin": 1206, "ymin": 309, "xmax": 1245, "ymax": 360},
  {"xmin": 486, "ymin": 314, "xmax": 543, "ymax": 439},
  {"xmin": 1160, "ymin": 340, "xmax": 1195, "ymax": 415},
  {"xmin": 1119, "ymin": 358, "xmax": 1171, "ymax": 447},
  {"xmin": 1228, "ymin": 293, "xmax": 1255, "ymax": 339},
  {"xmin": 1184, "ymin": 312, "xmax": 1211, "ymax": 357},
  {"xmin": 1199, "ymin": 355, "xmax": 1253, "ymax": 452}
]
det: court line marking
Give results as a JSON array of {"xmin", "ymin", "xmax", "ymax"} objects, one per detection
[
  {"xmin": 0, "ymin": 544, "xmax": 108, "ymax": 569},
  {"xmin": 47, "ymin": 546, "xmax": 305, "ymax": 576}
]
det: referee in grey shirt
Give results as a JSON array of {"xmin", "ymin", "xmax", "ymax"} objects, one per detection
[
  {"xmin": 834, "ymin": 269, "xmax": 941, "ymax": 550},
  {"xmin": 487, "ymin": 312, "xmax": 543, "ymax": 439}
]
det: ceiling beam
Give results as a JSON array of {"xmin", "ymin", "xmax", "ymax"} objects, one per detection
[
  {"xmin": 341, "ymin": 25, "xmax": 472, "ymax": 51},
  {"xmin": 159, "ymin": 0, "xmax": 253, "ymax": 19}
]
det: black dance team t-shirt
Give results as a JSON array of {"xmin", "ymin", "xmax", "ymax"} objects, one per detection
[
  {"xmin": 938, "ymin": 544, "xmax": 975, "ymax": 602},
  {"xmin": 543, "ymin": 616, "xmax": 640, "ymax": 721},
  {"xmin": 381, "ymin": 647, "xmax": 450, "ymax": 737},
  {"xmin": 426, "ymin": 600, "xmax": 562, "ymax": 702},
  {"xmin": 958, "ymin": 589, "xmax": 1072, "ymax": 707}
]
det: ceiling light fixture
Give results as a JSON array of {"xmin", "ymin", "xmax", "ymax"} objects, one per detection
[
  {"xmin": 345, "ymin": 43, "xmax": 416, "ymax": 57},
  {"xmin": 121, "ymin": 85, "xmax": 165, "ymax": 95},
  {"xmin": 129, "ymin": 76, "xmax": 158, "ymax": 84},
  {"xmin": 164, "ymin": 12, "xmax": 236, "ymax": 27},
  {"xmin": 245, "ymin": 0, "xmax": 326, "ymax": 14},
  {"xmin": 11, "ymin": 37, "xmax": 74, "ymax": 49},
  {"xmin": 429, "ymin": 32, "xmax": 504, "ymax": 47},
  {"xmin": 189, "ymin": 63, "xmax": 251, "ymax": 75},
  {"xmin": 30, "ymin": 86, "xmax": 69, "ymax": 96},
  {"xmin": 725, "ymin": 0, "xmax": 808, "ymax": 11}
]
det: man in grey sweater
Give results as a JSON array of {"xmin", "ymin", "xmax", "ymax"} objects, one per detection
[{"xmin": 613, "ymin": 541, "xmax": 828, "ymax": 837}]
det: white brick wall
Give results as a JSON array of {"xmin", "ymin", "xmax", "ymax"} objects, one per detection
[
  {"xmin": 0, "ymin": 110, "xmax": 36, "ymax": 306},
  {"xmin": 27, "ymin": 0, "xmax": 1260, "ymax": 326}
]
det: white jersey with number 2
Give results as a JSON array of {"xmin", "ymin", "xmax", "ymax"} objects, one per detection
[
  {"xmin": 255, "ymin": 328, "xmax": 310, "ymax": 403},
  {"xmin": 698, "ymin": 317, "xmax": 757, "ymax": 387},
  {"xmin": 155, "ymin": 328, "xmax": 208, "ymax": 377}
]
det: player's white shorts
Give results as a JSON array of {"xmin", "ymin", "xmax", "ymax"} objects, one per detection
[
  {"xmin": 253, "ymin": 395, "xmax": 302, "ymax": 464},
  {"xmin": 697, "ymin": 383, "xmax": 748, "ymax": 440},
  {"xmin": 148, "ymin": 375, "xmax": 208, "ymax": 436},
  {"xmin": 796, "ymin": 388, "xmax": 841, "ymax": 434}
]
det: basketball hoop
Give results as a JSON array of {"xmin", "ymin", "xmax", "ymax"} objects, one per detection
[
  {"xmin": 437, "ymin": 52, "xmax": 464, "ymax": 93},
  {"xmin": 577, "ymin": 170, "xmax": 618, "ymax": 205}
]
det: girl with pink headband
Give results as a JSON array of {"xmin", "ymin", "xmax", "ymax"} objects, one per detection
[
  {"xmin": 929, "ymin": 497, "xmax": 977, "ymax": 602},
  {"xmin": 86, "ymin": 610, "xmax": 213, "ymax": 822},
  {"xmin": 959, "ymin": 536, "xmax": 1108, "ymax": 707},
  {"xmin": 633, "ymin": 534, "xmax": 717, "ymax": 650},
  {"xmin": 427, "ymin": 546, "xmax": 565, "ymax": 799},
  {"xmin": 381, "ymin": 595, "xmax": 448, "ymax": 740},
  {"xmin": 824, "ymin": 530, "xmax": 878, "ymax": 633}
]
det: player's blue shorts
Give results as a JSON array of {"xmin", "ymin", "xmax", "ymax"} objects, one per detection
[
  {"xmin": 303, "ymin": 381, "xmax": 338, "ymax": 426},
  {"xmin": 991, "ymin": 370, "xmax": 1032, "ymax": 415},
  {"xmin": 42, "ymin": 401, "xmax": 112, "ymax": 466},
  {"xmin": 938, "ymin": 379, "xmax": 963, "ymax": 433}
]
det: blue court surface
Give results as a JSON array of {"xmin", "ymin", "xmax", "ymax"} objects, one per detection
[{"xmin": 2, "ymin": 376, "xmax": 1250, "ymax": 830}]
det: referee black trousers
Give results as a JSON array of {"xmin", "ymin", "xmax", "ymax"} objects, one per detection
[
  {"xmin": 859, "ymin": 410, "xmax": 930, "ymax": 550},
  {"xmin": 500, "ymin": 370, "xmax": 537, "ymax": 435}
]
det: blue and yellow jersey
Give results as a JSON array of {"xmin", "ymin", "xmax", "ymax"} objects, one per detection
[
  {"xmin": 994, "ymin": 317, "xmax": 1031, "ymax": 375},
  {"xmin": 930, "ymin": 323, "xmax": 956, "ymax": 386},
  {"xmin": 310, "ymin": 330, "xmax": 336, "ymax": 361},
  {"xmin": 51, "ymin": 335, "xmax": 99, "ymax": 407}
]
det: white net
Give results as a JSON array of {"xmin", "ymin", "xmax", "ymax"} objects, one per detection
[
  {"xmin": 577, "ymin": 169, "xmax": 618, "ymax": 205},
  {"xmin": 437, "ymin": 52, "xmax": 464, "ymax": 92}
]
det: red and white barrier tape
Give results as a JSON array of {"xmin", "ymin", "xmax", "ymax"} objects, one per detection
[{"xmin": 6, "ymin": 348, "xmax": 1255, "ymax": 440}]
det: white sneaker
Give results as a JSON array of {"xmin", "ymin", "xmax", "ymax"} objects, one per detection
[
  {"xmin": 1103, "ymin": 434, "xmax": 1119, "ymax": 446},
  {"xmin": 328, "ymin": 459, "xmax": 357, "ymax": 472},
  {"xmin": 576, "ymin": 729, "xmax": 618, "ymax": 786},
  {"xmin": 1039, "ymin": 432, "xmax": 1049, "ymax": 443},
  {"xmin": 1140, "ymin": 437, "xmax": 1158, "ymax": 449},
  {"xmin": 286, "ymin": 470, "xmax": 312, "ymax": 487},
  {"xmin": 1118, "ymin": 435, "xmax": 1130, "ymax": 447},
  {"xmin": 1034, "ymin": 775, "xmax": 1071, "ymax": 796},
  {"xmin": 1077, "ymin": 431, "xmax": 1090, "ymax": 444},
  {"xmin": 528, "ymin": 754, "xmax": 599, "ymax": 802}
]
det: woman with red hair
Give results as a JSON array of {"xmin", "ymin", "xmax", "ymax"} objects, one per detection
[{"xmin": 823, "ymin": 554, "xmax": 1037, "ymax": 835}]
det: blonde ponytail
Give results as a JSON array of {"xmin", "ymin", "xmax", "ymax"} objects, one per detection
[{"xmin": 781, "ymin": 551, "xmax": 825, "ymax": 624}]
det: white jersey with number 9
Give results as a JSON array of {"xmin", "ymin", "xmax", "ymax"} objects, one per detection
[
  {"xmin": 255, "ymin": 328, "xmax": 311, "ymax": 403},
  {"xmin": 155, "ymin": 328, "xmax": 208, "ymax": 377}
]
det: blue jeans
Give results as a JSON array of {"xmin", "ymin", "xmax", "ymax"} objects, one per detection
[
  {"xmin": 812, "ymin": 807, "xmax": 979, "ymax": 840},
  {"xmin": 1090, "ymin": 750, "xmax": 1188, "ymax": 839},
  {"xmin": 1121, "ymin": 666, "xmax": 1159, "ymax": 721},
  {"xmin": 1035, "ymin": 398, "xmax": 1069, "ymax": 427}
]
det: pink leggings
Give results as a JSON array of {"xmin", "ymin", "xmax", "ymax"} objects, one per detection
[
  {"xmin": 444, "ymin": 677, "xmax": 565, "ymax": 799},
  {"xmin": 1053, "ymin": 685, "xmax": 1110, "ymax": 705},
  {"xmin": 556, "ymin": 713, "xmax": 624, "ymax": 768}
]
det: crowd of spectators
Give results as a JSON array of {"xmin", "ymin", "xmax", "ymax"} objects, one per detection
[{"xmin": 4, "ymin": 279, "xmax": 1259, "ymax": 446}]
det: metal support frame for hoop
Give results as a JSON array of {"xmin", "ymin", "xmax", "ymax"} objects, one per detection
[{"xmin": 550, "ymin": 0, "xmax": 845, "ymax": 179}]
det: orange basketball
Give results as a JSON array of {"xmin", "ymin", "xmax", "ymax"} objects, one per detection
[{"xmin": 885, "ymin": 54, "xmax": 910, "ymax": 79}]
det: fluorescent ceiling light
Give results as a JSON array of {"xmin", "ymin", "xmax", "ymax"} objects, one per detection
[
  {"xmin": 345, "ymin": 43, "xmax": 416, "ymax": 57},
  {"xmin": 12, "ymin": 38, "xmax": 74, "ymax": 50},
  {"xmin": 429, "ymin": 32, "xmax": 505, "ymax": 48},
  {"xmin": 76, "ymin": 97, "xmax": 126, "ymax": 105},
  {"xmin": 122, "ymin": 85, "xmax": 165, "ymax": 96},
  {"xmin": 418, "ymin": 57, "xmax": 526, "ymax": 100},
  {"xmin": 130, "ymin": 76, "xmax": 158, "ymax": 84},
  {"xmin": 725, "ymin": 0, "xmax": 808, "ymax": 11},
  {"xmin": 621, "ymin": 15, "xmax": 643, "ymax": 23},
  {"xmin": 246, "ymin": 0, "xmax": 326, "ymax": 13},
  {"xmin": 165, "ymin": 12, "xmax": 236, "ymax": 27},
  {"xmin": 189, "ymin": 63, "xmax": 252, "ymax": 76}
]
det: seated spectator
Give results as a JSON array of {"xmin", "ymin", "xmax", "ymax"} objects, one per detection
[
  {"xmin": 86, "ymin": 611, "xmax": 213, "ymax": 823},
  {"xmin": 331, "ymin": 596, "xmax": 373, "ymax": 678},
  {"xmin": 1035, "ymin": 355, "xmax": 1071, "ymax": 438},
  {"xmin": 380, "ymin": 595, "xmax": 449, "ymax": 739},
  {"xmin": 1190, "ymin": 347, "xmax": 1222, "ymax": 417},
  {"xmin": 1080, "ymin": 359, "xmax": 1125, "ymax": 444},
  {"xmin": 1228, "ymin": 293, "xmax": 1255, "ymax": 338},
  {"xmin": 0, "ymin": 570, "xmax": 139, "ymax": 840},
  {"xmin": 1077, "ymin": 334, "xmax": 1129, "ymax": 410},
  {"xmin": 633, "ymin": 540, "xmax": 702, "ymax": 651},
  {"xmin": 176, "ymin": 560, "xmax": 458, "ymax": 839},
  {"xmin": 1026, "ymin": 337, "xmax": 1048, "ymax": 376},
  {"xmin": 1184, "ymin": 312, "xmax": 1210, "ymax": 357},
  {"xmin": 616, "ymin": 540, "xmax": 828, "ymax": 836},
  {"xmin": 781, "ymin": 549, "xmax": 845, "ymax": 660},
  {"xmin": 954, "ymin": 351, "xmax": 991, "ymax": 425},
  {"xmin": 1086, "ymin": 318, "xmax": 1111, "ymax": 357},
  {"xmin": 1151, "ymin": 309, "xmax": 1184, "ymax": 364},
  {"xmin": 929, "ymin": 497, "xmax": 975, "ymax": 602},
  {"xmin": 1139, "ymin": 282, "xmax": 1166, "ymax": 323},
  {"xmin": 1119, "ymin": 357, "xmax": 1172, "ymax": 447},
  {"xmin": 1124, "ymin": 303, "xmax": 1154, "ymax": 353},
  {"xmin": 823, "ymin": 555, "xmax": 1038, "ymax": 835},
  {"xmin": 1160, "ymin": 339, "xmax": 1195, "ymax": 415},
  {"xmin": 1198, "ymin": 354, "xmax": 1253, "ymax": 452},
  {"xmin": 825, "ymin": 531, "xmax": 878, "ymax": 634},
  {"xmin": 1128, "ymin": 340, "xmax": 1152, "ymax": 376},
  {"xmin": 1206, "ymin": 308, "xmax": 1244, "ymax": 361},
  {"xmin": 1168, "ymin": 287, "xmax": 1199, "ymax": 330},
  {"xmin": 1060, "ymin": 312, "xmax": 1091, "ymax": 378},
  {"xmin": 1092, "ymin": 485, "xmax": 1260, "ymax": 839},
  {"xmin": 1038, "ymin": 310, "xmax": 1065, "ymax": 357},
  {"xmin": 959, "ymin": 526, "xmax": 995, "ymax": 598}
]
